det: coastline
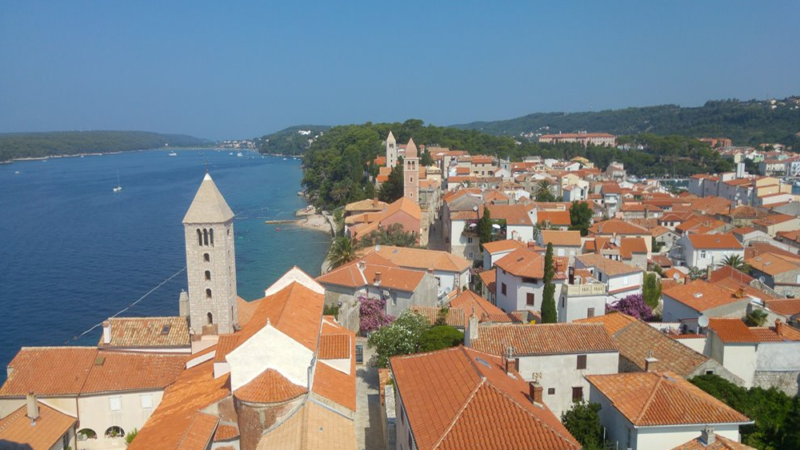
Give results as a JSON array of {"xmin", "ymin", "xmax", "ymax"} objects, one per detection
[{"xmin": 295, "ymin": 212, "xmax": 334, "ymax": 235}]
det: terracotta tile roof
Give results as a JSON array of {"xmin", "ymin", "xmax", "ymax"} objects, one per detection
[
  {"xmin": 776, "ymin": 321, "xmax": 800, "ymax": 340},
  {"xmin": 621, "ymin": 203, "xmax": 663, "ymax": 212},
  {"xmin": 586, "ymin": 371, "xmax": 750, "ymax": 427},
  {"xmin": 746, "ymin": 252, "xmax": 800, "ymax": 276},
  {"xmin": 128, "ymin": 362, "xmax": 231, "ymax": 450},
  {"xmin": 764, "ymin": 299, "xmax": 800, "ymax": 317},
  {"xmin": 686, "ymin": 233, "xmax": 743, "ymax": 250},
  {"xmin": 663, "ymin": 280, "xmax": 743, "ymax": 313},
  {"xmin": 746, "ymin": 242, "xmax": 800, "ymax": 260},
  {"xmin": 575, "ymin": 254, "xmax": 642, "ymax": 277},
  {"xmin": 495, "ymin": 248, "xmax": 544, "ymax": 279},
  {"xmin": 672, "ymin": 433, "xmax": 756, "ymax": 450},
  {"xmin": 450, "ymin": 290, "xmax": 508, "ymax": 321},
  {"xmin": 650, "ymin": 254, "xmax": 673, "ymax": 268},
  {"xmin": 254, "ymin": 401, "xmax": 356, "ymax": 450},
  {"xmin": 777, "ymin": 229, "xmax": 800, "ymax": 243},
  {"xmin": 366, "ymin": 245, "xmax": 471, "ymax": 273},
  {"xmin": 536, "ymin": 210, "xmax": 571, "ymax": 227},
  {"xmin": 728, "ymin": 206, "xmax": 768, "ymax": 220},
  {"xmin": 82, "ymin": 352, "xmax": 188, "ymax": 394},
  {"xmin": 0, "ymin": 347, "xmax": 97, "ymax": 397},
  {"xmin": 589, "ymin": 219, "xmax": 650, "ymax": 236},
  {"xmin": 690, "ymin": 197, "xmax": 732, "ymax": 215},
  {"xmin": 413, "ymin": 306, "xmax": 466, "ymax": 328},
  {"xmin": 707, "ymin": 319, "xmax": 763, "ymax": 343},
  {"xmin": 482, "ymin": 239, "xmax": 526, "ymax": 254},
  {"xmin": 177, "ymin": 412, "xmax": 219, "ymax": 450},
  {"xmin": 235, "ymin": 368, "xmax": 307, "ymax": 403},
  {"xmin": 487, "ymin": 204, "xmax": 536, "ymax": 226},
  {"xmin": 344, "ymin": 198, "xmax": 387, "ymax": 213},
  {"xmin": 312, "ymin": 356, "xmax": 357, "ymax": 412},
  {"xmin": 664, "ymin": 268, "xmax": 688, "ymax": 281},
  {"xmin": 318, "ymin": 334, "xmax": 351, "ymax": 360},
  {"xmin": 214, "ymin": 334, "xmax": 239, "ymax": 363},
  {"xmin": 98, "ymin": 316, "xmax": 190, "ymax": 349},
  {"xmin": 0, "ymin": 402, "xmax": 76, "ymax": 450},
  {"xmin": 748, "ymin": 328, "xmax": 785, "ymax": 343},
  {"xmin": 470, "ymin": 323, "xmax": 617, "ymax": 356},
  {"xmin": 317, "ymin": 254, "xmax": 425, "ymax": 293},
  {"xmin": 753, "ymin": 213, "xmax": 797, "ymax": 227},
  {"xmin": 709, "ymin": 266, "xmax": 754, "ymax": 284},
  {"xmin": 577, "ymin": 313, "xmax": 710, "ymax": 377},
  {"xmin": 237, "ymin": 296, "xmax": 262, "ymax": 327},
  {"xmin": 620, "ymin": 238, "xmax": 648, "ymax": 258},
  {"xmin": 540, "ymin": 230, "xmax": 581, "ymax": 247},
  {"xmin": 390, "ymin": 346, "xmax": 580, "ymax": 450},
  {"xmin": 213, "ymin": 424, "xmax": 239, "ymax": 442},
  {"xmin": 479, "ymin": 269, "xmax": 496, "ymax": 295}
]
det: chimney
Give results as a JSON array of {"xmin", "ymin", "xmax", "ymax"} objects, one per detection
[
  {"xmin": 465, "ymin": 309, "xmax": 479, "ymax": 346},
  {"xmin": 26, "ymin": 392, "xmax": 39, "ymax": 421},
  {"xmin": 504, "ymin": 346, "xmax": 517, "ymax": 373},
  {"xmin": 529, "ymin": 381, "xmax": 543, "ymax": 404},
  {"xmin": 706, "ymin": 265, "xmax": 713, "ymax": 280},
  {"xmin": 700, "ymin": 425, "xmax": 715, "ymax": 446},
  {"xmin": 427, "ymin": 268, "xmax": 435, "ymax": 275},
  {"xmin": 775, "ymin": 319, "xmax": 784, "ymax": 337},
  {"xmin": 6, "ymin": 367, "xmax": 12, "ymax": 379},
  {"xmin": 645, "ymin": 351, "xmax": 659, "ymax": 372},
  {"xmin": 373, "ymin": 197, "xmax": 379, "ymax": 208},
  {"xmin": 102, "ymin": 321, "xmax": 112, "ymax": 345},
  {"xmin": 374, "ymin": 271, "xmax": 382, "ymax": 285}
]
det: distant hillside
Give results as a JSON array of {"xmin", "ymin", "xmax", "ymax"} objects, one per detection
[
  {"xmin": 454, "ymin": 97, "xmax": 800, "ymax": 147},
  {"xmin": 255, "ymin": 125, "xmax": 330, "ymax": 156},
  {"xmin": 0, "ymin": 131, "xmax": 212, "ymax": 162}
]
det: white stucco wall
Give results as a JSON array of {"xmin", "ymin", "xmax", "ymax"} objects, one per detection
[
  {"xmin": 662, "ymin": 295, "xmax": 701, "ymax": 324},
  {"xmin": 606, "ymin": 272, "xmax": 644, "ymax": 300},
  {"xmin": 756, "ymin": 341, "xmax": 800, "ymax": 371},
  {"xmin": 495, "ymin": 270, "xmax": 549, "ymax": 313},
  {"xmin": 76, "ymin": 390, "xmax": 164, "ymax": 448},
  {"xmin": 680, "ymin": 237, "xmax": 744, "ymax": 271},
  {"xmin": 558, "ymin": 292, "xmax": 607, "ymax": 323}
]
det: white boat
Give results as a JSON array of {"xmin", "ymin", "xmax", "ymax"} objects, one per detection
[
  {"xmin": 237, "ymin": 152, "xmax": 244, "ymax": 157},
  {"xmin": 169, "ymin": 151, "xmax": 178, "ymax": 156},
  {"xmin": 113, "ymin": 172, "xmax": 122, "ymax": 193},
  {"xmin": 283, "ymin": 157, "xmax": 288, "ymax": 161}
]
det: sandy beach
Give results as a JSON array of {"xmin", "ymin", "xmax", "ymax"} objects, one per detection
[{"xmin": 295, "ymin": 212, "xmax": 334, "ymax": 235}]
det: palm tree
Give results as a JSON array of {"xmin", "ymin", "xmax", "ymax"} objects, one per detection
[
  {"xmin": 721, "ymin": 254, "xmax": 748, "ymax": 272},
  {"xmin": 534, "ymin": 180, "xmax": 556, "ymax": 202},
  {"xmin": 745, "ymin": 309, "xmax": 769, "ymax": 327},
  {"xmin": 328, "ymin": 236, "xmax": 356, "ymax": 269}
]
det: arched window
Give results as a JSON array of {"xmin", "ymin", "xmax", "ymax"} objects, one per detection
[
  {"xmin": 210, "ymin": 228, "xmax": 214, "ymax": 246},
  {"xmin": 207, "ymin": 312, "xmax": 213, "ymax": 325},
  {"xmin": 206, "ymin": 289, "xmax": 212, "ymax": 299},
  {"xmin": 105, "ymin": 426, "xmax": 125, "ymax": 438},
  {"xmin": 204, "ymin": 253, "xmax": 210, "ymax": 262},
  {"xmin": 203, "ymin": 229, "xmax": 209, "ymax": 246},
  {"xmin": 205, "ymin": 270, "xmax": 211, "ymax": 281},
  {"xmin": 77, "ymin": 429, "xmax": 98, "ymax": 441},
  {"xmin": 197, "ymin": 229, "xmax": 202, "ymax": 246}
]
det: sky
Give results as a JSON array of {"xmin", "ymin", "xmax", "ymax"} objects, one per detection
[{"xmin": 1, "ymin": 1, "xmax": 798, "ymax": 140}]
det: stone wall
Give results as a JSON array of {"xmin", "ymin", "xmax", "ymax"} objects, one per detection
[
  {"xmin": 752, "ymin": 371, "xmax": 800, "ymax": 396},
  {"xmin": 235, "ymin": 396, "xmax": 304, "ymax": 450}
]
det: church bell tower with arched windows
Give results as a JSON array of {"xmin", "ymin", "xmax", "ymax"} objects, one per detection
[{"xmin": 182, "ymin": 173, "xmax": 238, "ymax": 335}]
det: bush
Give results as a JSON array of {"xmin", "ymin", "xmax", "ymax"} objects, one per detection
[
  {"xmin": 561, "ymin": 401, "xmax": 603, "ymax": 450},
  {"xmin": 125, "ymin": 429, "xmax": 138, "ymax": 445},
  {"xmin": 418, "ymin": 326, "xmax": 464, "ymax": 352},
  {"xmin": 367, "ymin": 311, "xmax": 428, "ymax": 367},
  {"xmin": 606, "ymin": 293, "xmax": 653, "ymax": 321},
  {"xmin": 358, "ymin": 296, "xmax": 394, "ymax": 335}
]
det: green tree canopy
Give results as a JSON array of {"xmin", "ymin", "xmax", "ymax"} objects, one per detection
[
  {"xmin": 569, "ymin": 201, "xmax": 594, "ymax": 237},
  {"xmin": 328, "ymin": 236, "xmax": 356, "ymax": 269},
  {"xmin": 535, "ymin": 180, "xmax": 557, "ymax": 202},
  {"xmin": 378, "ymin": 163, "xmax": 404, "ymax": 203},
  {"xmin": 643, "ymin": 273, "xmax": 661, "ymax": 309},
  {"xmin": 420, "ymin": 148, "xmax": 434, "ymax": 166},
  {"xmin": 478, "ymin": 206, "xmax": 493, "ymax": 246},
  {"xmin": 561, "ymin": 402, "xmax": 603, "ymax": 450},
  {"xmin": 355, "ymin": 223, "xmax": 418, "ymax": 249},
  {"xmin": 368, "ymin": 311, "xmax": 429, "ymax": 367},
  {"xmin": 544, "ymin": 243, "xmax": 555, "ymax": 284},
  {"xmin": 418, "ymin": 326, "xmax": 464, "ymax": 352}
]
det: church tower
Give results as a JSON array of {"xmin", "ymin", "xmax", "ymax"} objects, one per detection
[
  {"xmin": 182, "ymin": 173, "xmax": 238, "ymax": 335},
  {"xmin": 403, "ymin": 138, "xmax": 419, "ymax": 203},
  {"xmin": 386, "ymin": 131, "xmax": 398, "ymax": 168}
]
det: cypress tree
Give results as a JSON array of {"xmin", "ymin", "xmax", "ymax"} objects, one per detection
[{"xmin": 541, "ymin": 243, "xmax": 557, "ymax": 323}]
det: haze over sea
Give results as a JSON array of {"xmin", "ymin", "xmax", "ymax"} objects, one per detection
[{"xmin": 0, "ymin": 149, "xmax": 330, "ymax": 380}]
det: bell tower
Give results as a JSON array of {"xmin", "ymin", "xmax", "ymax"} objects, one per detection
[
  {"xmin": 182, "ymin": 173, "xmax": 238, "ymax": 335},
  {"xmin": 386, "ymin": 131, "xmax": 398, "ymax": 168},
  {"xmin": 404, "ymin": 138, "xmax": 419, "ymax": 203}
]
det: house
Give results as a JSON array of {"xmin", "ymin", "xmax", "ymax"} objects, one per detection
[
  {"xmin": 128, "ymin": 268, "xmax": 358, "ymax": 450},
  {"xmin": 661, "ymin": 280, "xmax": 751, "ymax": 331},
  {"xmin": 672, "ymin": 429, "xmax": 757, "ymax": 450},
  {"xmin": 364, "ymin": 245, "xmax": 471, "ymax": 298},
  {"xmin": 746, "ymin": 252, "xmax": 800, "ymax": 298},
  {"xmin": 0, "ymin": 395, "xmax": 76, "ymax": 450},
  {"xmin": 588, "ymin": 219, "xmax": 652, "ymax": 255},
  {"xmin": 536, "ymin": 210, "xmax": 572, "ymax": 230},
  {"xmin": 575, "ymin": 253, "xmax": 643, "ymax": 301},
  {"xmin": 414, "ymin": 290, "xmax": 525, "ymax": 328},
  {"xmin": 752, "ymin": 213, "xmax": 800, "ymax": 237},
  {"xmin": 559, "ymin": 268, "xmax": 608, "ymax": 322},
  {"xmin": 316, "ymin": 253, "xmax": 438, "ymax": 332},
  {"xmin": 677, "ymin": 233, "xmax": 744, "ymax": 271},
  {"xmin": 97, "ymin": 316, "xmax": 192, "ymax": 353},
  {"xmin": 442, "ymin": 192, "xmax": 484, "ymax": 261},
  {"xmin": 577, "ymin": 313, "xmax": 742, "ymax": 384},
  {"xmin": 486, "ymin": 203, "xmax": 538, "ymax": 241},
  {"xmin": 587, "ymin": 371, "xmax": 751, "ymax": 450},
  {"xmin": 478, "ymin": 269, "xmax": 497, "ymax": 304},
  {"xmin": 0, "ymin": 347, "xmax": 187, "ymax": 449},
  {"xmin": 482, "ymin": 239, "xmax": 526, "ymax": 270},
  {"xmin": 390, "ymin": 346, "xmax": 581, "ymax": 450},
  {"xmin": 538, "ymin": 230, "xmax": 582, "ymax": 264},
  {"xmin": 348, "ymin": 197, "xmax": 422, "ymax": 243},
  {"xmin": 705, "ymin": 318, "xmax": 800, "ymax": 392},
  {"xmin": 466, "ymin": 322, "xmax": 619, "ymax": 417},
  {"xmin": 344, "ymin": 197, "xmax": 388, "ymax": 217},
  {"xmin": 776, "ymin": 229, "xmax": 800, "ymax": 252},
  {"xmin": 494, "ymin": 247, "xmax": 566, "ymax": 314}
]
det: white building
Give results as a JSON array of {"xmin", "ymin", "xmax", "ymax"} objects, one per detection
[
  {"xmin": 678, "ymin": 233, "xmax": 744, "ymax": 271},
  {"xmin": 365, "ymin": 245, "xmax": 471, "ymax": 298},
  {"xmin": 481, "ymin": 239, "xmax": 525, "ymax": 270},
  {"xmin": 574, "ymin": 253, "xmax": 643, "ymax": 301},
  {"xmin": 494, "ymin": 248, "xmax": 565, "ymax": 314},
  {"xmin": 661, "ymin": 280, "xmax": 751, "ymax": 330}
]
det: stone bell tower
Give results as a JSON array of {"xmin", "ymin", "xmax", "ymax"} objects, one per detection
[
  {"xmin": 182, "ymin": 173, "xmax": 238, "ymax": 335},
  {"xmin": 404, "ymin": 138, "xmax": 419, "ymax": 203},
  {"xmin": 386, "ymin": 131, "xmax": 398, "ymax": 168}
]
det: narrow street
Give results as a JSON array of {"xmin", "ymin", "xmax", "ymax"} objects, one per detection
[{"xmin": 355, "ymin": 337, "xmax": 385, "ymax": 450}]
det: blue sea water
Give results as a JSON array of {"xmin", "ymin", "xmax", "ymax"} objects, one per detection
[{"xmin": 0, "ymin": 149, "xmax": 330, "ymax": 380}]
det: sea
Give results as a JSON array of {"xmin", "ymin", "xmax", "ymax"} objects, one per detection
[{"xmin": 0, "ymin": 149, "xmax": 330, "ymax": 381}]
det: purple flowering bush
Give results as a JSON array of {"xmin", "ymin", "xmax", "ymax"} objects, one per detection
[
  {"xmin": 358, "ymin": 296, "xmax": 395, "ymax": 335},
  {"xmin": 606, "ymin": 293, "xmax": 653, "ymax": 321}
]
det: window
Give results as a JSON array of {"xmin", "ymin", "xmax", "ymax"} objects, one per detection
[
  {"xmin": 205, "ymin": 288, "xmax": 212, "ymax": 299},
  {"xmin": 205, "ymin": 270, "xmax": 211, "ymax": 281},
  {"xmin": 140, "ymin": 394, "xmax": 153, "ymax": 409},
  {"xmin": 468, "ymin": 251, "xmax": 474, "ymax": 259},
  {"xmin": 203, "ymin": 229, "xmax": 209, "ymax": 246},
  {"xmin": 572, "ymin": 386, "xmax": 583, "ymax": 402},
  {"xmin": 207, "ymin": 312, "xmax": 214, "ymax": 325},
  {"xmin": 526, "ymin": 293, "xmax": 535, "ymax": 306},
  {"xmin": 548, "ymin": 388, "xmax": 555, "ymax": 395},
  {"xmin": 203, "ymin": 253, "xmax": 210, "ymax": 262},
  {"xmin": 561, "ymin": 296, "xmax": 565, "ymax": 308},
  {"xmin": 706, "ymin": 369, "xmax": 715, "ymax": 375},
  {"xmin": 467, "ymin": 237, "xmax": 473, "ymax": 244},
  {"xmin": 558, "ymin": 248, "xmax": 565, "ymax": 257},
  {"xmin": 209, "ymin": 228, "xmax": 214, "ymax": 246},
  {"xmin": 197, "ymin": 229, "xmax": 202, "ymax": 246},
  {"xmin": 597, "ymin": 272, "xmax": 603, "ymax": 282},
  {"xmin": 501, "ymin": 283, "xmax": 507, "ymax": 295},
  {"xmin": 623, "ymin": 276, "xmax": 629, "ymax": 285},
  {"xmin": 109, "ymin": 396, "xmax": 122, "ymax": 412},
  {"xmin": 588, "ymin": 307, "xmax": 595, "ymax": 318},
  {"xmin": 577, "ymin": 355, "xmax": 587, "ymax": 370},
  {"xmin": 700, "ymin": 250, "xmax": 707, "ymax": 258}
]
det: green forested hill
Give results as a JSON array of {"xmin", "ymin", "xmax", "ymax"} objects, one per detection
[
  {"xmin": 255, "ymin": 125, "xmax": 330, "ymax": 156},
  {"xmin": 0, "ymin": 131, "xmax": 212, "ymax": 162},
  {"xmin": 454, "ymin": 97, "xmax": 800, "ymax": 146}
]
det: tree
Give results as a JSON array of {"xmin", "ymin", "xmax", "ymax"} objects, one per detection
[
  {"xmin": 722, "ymin": 254, "xmax": 749, "ymax": 273},
  {"xmin": 378, "ymin": 163, "xmax": 404, "ymax": 203},
  {"xmin": 745, "ymin": 309, "xmax": 769, "ymax": 327},
  {"xmin": 544, "ymin": 243, "xmax": 555, "ymax": 284},
  {"xmin": 478, "ymin": 206, "xmax": 493, "ymax": 246},
  {"xmin": 420, "ymin": 148, "xmax": 434, "ymax": 166},
  {"xmin": 535, "ymin": 180, "xmax": 556, "ymax": 202},
  {"xmin": 418, "ymin": 326, "xmax": 464, "ymax": 352},
  {"xmin": 569, "ymin": 201, "xmax": 593, "ymax": 236},
  {"xmin": 355, "ymin": 223, "xmax": 419, "ymax": 249},
  {"xmin": 368, "ymin": 311, "xmax": 428, "ymax": 367},
  {"xmin": 541, "ymin": 284, "xmax": 557, "ymax": 323},
  {"xmin": 607, "ymin": 293, "xmax": 653, "ymax": 320},
  {"xmin": 688, "ymin": 266, "xmax": 705, "ymax": 280},
  {"xmin": 561, "ymin": 402, "xmax": 603, "ymax": 450},
  {"xmin": 642, "ymin": 273, "xmax": 661, "ymax": 309},
  {"xmin": 328, "ymin": 236, "xmax": 356, "ymax": 269}
]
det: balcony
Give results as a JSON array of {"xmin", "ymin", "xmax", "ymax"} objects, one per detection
[
  {"xmin": 562, "ymin": 283, "xmax": 607, "ymax": 296},
  {"xmin": 462, "ymin": 220, "xmax": 506, "ymax": 239}
]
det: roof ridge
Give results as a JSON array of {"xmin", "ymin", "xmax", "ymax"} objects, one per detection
[
  {"xmin": 634, "ymin": 372, "xmax": 664, "ymax": 424},
  {"xmin": 432, "ymin": 375, "xmax": 486, "ymax": 450}
]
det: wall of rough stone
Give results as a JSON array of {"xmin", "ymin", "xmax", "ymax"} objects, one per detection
[
  {"xmin": 235, "ymin": 397, "xmax": 303, "ymax": 450},
  {"xmin": 752, "ymin": 371, "xmax": 800, "ymax": 396}
]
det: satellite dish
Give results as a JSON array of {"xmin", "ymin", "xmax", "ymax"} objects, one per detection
[
  {"xmin": 698, "ymin": 315, "xmax": 710, "ymax": 328},
  {"xmin": 375, "ymin": 244, "xmax": 381, "ymax": 252},
  {"xmin": 759, "ymin": 276, "xmax": 766, "ymax": 283},
  {"xmin": 443, "ymin": 287, "xmax": 452, "ymax": 295}
]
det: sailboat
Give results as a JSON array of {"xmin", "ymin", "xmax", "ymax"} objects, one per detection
[{"xmin": 113, "ymin": 172, "xmax": 122, "ymax": 193}]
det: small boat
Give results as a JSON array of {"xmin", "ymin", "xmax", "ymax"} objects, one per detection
[
  {"xmin": 113, "ymin": 171, "xmax": 122, "ymax": 193},
  {"xmin": 283, "ymin": 157, "xmax": 288, "ymax": 161},
  {"xmin": 168, "ymin": 151, "xmax": 177, "ymax": 156},
  {"xmin": 237, "ymin": 152, "xmax": 244, "ymax": 158},
  {"xmin": 229, "ymin": 152, "xmax": 234, "ymax": 156},
  {"xmin": 15, "ymin": 171, "xmax": 20, "ymax": 175},
  {"xmin": 275, "ymin": 227, "xmax": 282, "ymax": 231}
]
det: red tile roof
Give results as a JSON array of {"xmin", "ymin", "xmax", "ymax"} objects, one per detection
[
  {"xmin": 540, "ymin": 230, "xmax": 582, "ymax": 247},
  {"xmin": 586, "ymin": 371, "xmax": 750, "ymax": 427},
  {"xmin": 0, "ymin": 402, "xmax": 77, "ymax": 450},
  {"xmin": 537, "ymin": 210, "xmax": 571, "ymax": 227},
  {"xmin": 482, "ymin": 239, "xmax": 526, "ymax": 254},
  {"xmin": 672, "ymin": 433, "xmax": 756, "ymax": 450},
  {"xmin": 318, "ymin": 334, "xmax": 351, "ymax": 360},
  {"xmin": 663, "ymin": 280, "xmax": 743, "ymax": 313},
  {"xmin": 495, "ymin": 248, "xmax": 544, "ymax": 279},
  {"xmin": 391, "ymin": 346, "xmax": 580, "ymax": 450},
  {"xmin": 81, "ymin": 352, "xmax": 188, "ymax": 394},
  {"xmin": 470, "ymin": 323, "xmax": 617, "ymax": 356},
  {"xmin": 589, "ymin": 219, "xmax": 650, "ymax": 236},
  {"xmin": 0, "ymin": 347, "xmax": 96, "ymax": 397},
  {"xmin": 686, "ymin": 233, "xmax": 743, "ymax": 250},
  {"xmin": 234, "ymin": 369, "xmax": 307, "ymax": 403},
  {"xmin": 98, "ymin": 316, "xmax": 190, "ymax": 349},
  {"xmin": 316, "ymin": 253, "xmax": 425, "ymax": 293},
  {"xmin": 365, "ymin": 245, "xmax": 471, "ymax": 273},
  {"xmin": 450, "ymin": 290, "xmax": 508, "ymax": 322}
]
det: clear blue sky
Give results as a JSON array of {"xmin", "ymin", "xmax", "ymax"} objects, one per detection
[{"xmin": 1, "ymin": 1, "xmax": 798, "ymax": 140}]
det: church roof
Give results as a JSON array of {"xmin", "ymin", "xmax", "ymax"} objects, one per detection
[
  {"xmin": 387, "ymin": 131, "xmax": 395, "ymax": 143},
  {"xmin": 405, "ymin": 138, "xmax": 418, "ymax": 158},
  {"xmin": 183, "ymin": 173, "xmax": 235, "ymax": 224}
]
